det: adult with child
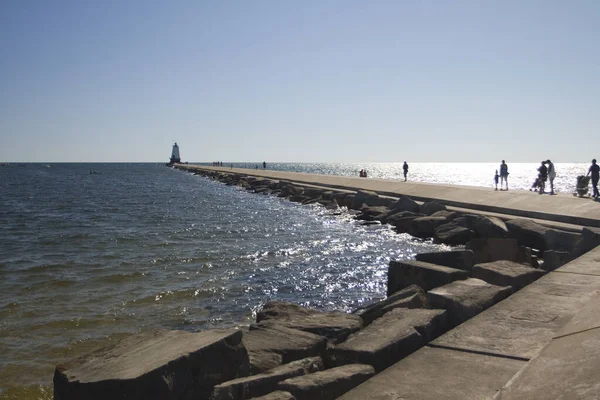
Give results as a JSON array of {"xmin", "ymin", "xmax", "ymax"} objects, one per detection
[
  {"xmin": 499, "ymin": 160, "xmax": 509, "ymax": 190},
  {"xmin": 588, "ymin": 159, "xmax": 600, "ymax": 198}
]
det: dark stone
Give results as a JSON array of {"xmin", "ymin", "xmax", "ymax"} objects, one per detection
[
  {"xmin": 391, "ymin": 196, "xmax": 420, "ymax": 213},
  {"xmin": 419, "ymin": 201, "xmax": 447, "ymax": 215},
  {"xmin": 256, "ymin": 302, "xmax": 362, "ymax": 343},
  {"xmin": 387, "ymin": 260, "xmax": 469, "ymax": 295},
  {"xmin": 427, "ymin": 278, "xmax": 513, "ymax": 325},
  {"xmin": 544, "ymin": 229, "xmax": 581, "ymax": 253},
  {"xmin": 350, "ymin": 190, "xmax": 380, "ymax": 210},
  {"xmin": 289, "ymin": 195, "xmax": 309, "ymax": 203},
  {"xmin": 415, "ymin": 250, "xmax": 475, "ymax": 272},
  {"xmin": 335, "ymin": 308, "xmax": 448, "ymax": 372},
  {"xmin": 53, "ymin": 329, "xmax": 249, "ymax": 400},
  {"xmin": 466, "ymin": 238, "xmax": 520, "ymax": 264},
  {"xmin": 277, "ymin": 364, "xmax": 375, "ymax": 400},
  {"xmin": 352, "ymin": 285, "xmax": 426, "ymax": 326},
  {"xmin": 542, "ymin": 250, "xmax": 572, "ymax": 271},
  {"xmin": 248, "ymin": 391, "xmax": 296, "ymax": 400},
  {"xmin": 243, "ymin": 324, "xmax": 327, "ymax": 374},
  {"xmin": 380, "ymin": 210, "xmax": 419, "ymax": 225},
  {"xmin": 472, "ymin": 260, "xmax": 546, "ymax": 290},
  {"xmin": 430, "ymin": 210, "xmax": 459, "ymax": 220},
  {"xmin": 434, "ymin": 223, "xmax": 476, "ymax": 245},
  {"xmin": 212, "ymin": 357, "xmax": 323, "ymax": 400},
  {"xmin": 409, "ymin": 216, "xmax": 448, "ymax": 238},
  {"xmin": 505, "ymin": 219, "xmax": 550, "ymax": 251},
  {"xmin": 355, "ymin": 206, "xmax": 390, "ymax": 221},
  {"xmin": 473, "ymin": 216, "xmax": 509, "ymax": 238},
  {"xmin": 573, "ymin": 227, "xmax": 600, "ymax": 257}
]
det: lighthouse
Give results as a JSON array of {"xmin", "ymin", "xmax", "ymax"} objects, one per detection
[{"xmin": 168, "ymin": 142, "xmax": 181, "ymax": 166}]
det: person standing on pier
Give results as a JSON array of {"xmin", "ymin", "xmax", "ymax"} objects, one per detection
[
  {"xmin": 587, "ymin": 159, "xmax": 600, "ymax": 198},
  {"xmin": 546, "ymin": 159, "xmax": 556, "ymax": 195},
  {"xmin": 263, "ymin": 161, "xmax": 267, "ymax": 169},
  {"xmin": 403, "ymin": 161, "xmax": 409, "ymax": 181},
  {"xmin": 538, "ymin": 161, "xmax": 548, "ymax": 194},
  {"xmin": 499, "ymin": 160, "xmax": 509, "ymax": 190}
]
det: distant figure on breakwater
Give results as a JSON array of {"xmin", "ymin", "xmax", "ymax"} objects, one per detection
[
  {"xmin": 263, "ymin": 161, "xmax": 267, "ymax": 169},
  {"xmin": 537, "ymin": 161, "xmax": 548, "ymax": 194},
  {"xmin": 588, "ymin": 159, "xmax": 600, "ymax": 198},
  {"xmin": 499, "ymin": 160, "xmax": 509, "ymax": 190},
  {"xmin": 359, "ymin": 169, "xmax": 368, "ymax": 178},
  {"xmin": 546, "ymin": 159, "xmax": 556, "ymax": 195},
  {"xmin": 494, "ymin": 170, "xmax": 499, "ymax": 190},
  {"xmin": 403, "ymin": 162, "xmax": 409, "ymax": 181}
]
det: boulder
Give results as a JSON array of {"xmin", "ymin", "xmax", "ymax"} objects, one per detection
[
  {"xmin": 53, "ymin": 329, "xmax": 249, "ymax": 400},
  {"xmin": 452, "ymin": 214, "xmax": 482, "ymax": 230},
  {"xmin": 249, "ymin": 391, "xmax": 296, "ymax": 400},
  {"xmin": 465, "ymin": 238, "xmax": 520, "ymax": 264},
  {"xmin": 335, "ymin": 308, "xmax": 448, "ymax": 372},
  {"xmin": 380, "ymin": 210, "xmax": 420, "ymax": 225},
  {"xmin": 350, "ymin": 190, "xmax": 381, "ymax": 210},
  {"xmin": 256, "ymin": 301, "xmax": 362, "ymax": 342},
  {"xmin": 391, "ymin": 196, "xmax": 420, "ymax": 213},
  {"xmin": 419, "ymin": 201, "xmax": 446, "ymax": 215},
  {"xmin": 573, "ymin": 227, "xmax": 600, "ymax": 257},
  {"xmin": 516, "ymin": 245, "xmax": 533, "ymax": 267},
  {"xmin": 387, "ymin": 260, "xmax": 469, "ymax": 296},
  {"xmin": 243, "ymin": 324, "xmax": 327, "ymax": 374},
  {"xmin": 277, "ymin": 364, "xmax": 375, "ymax": 400},
  {"xmin": 352, "ymin": 285, "xmax": 427, "ymax": 326},
  {"xmin": 473, "ymin": 216, "xmax": 509, "ymax": 238},
  {"xmin": 505, "ymin": 219, "xmax": 549, "ymax": 251},
  {"xmin": 430, "ymin": 210, "xmax": 459, "ymax": 220},
  {"xmin": 427, "ymin": 278, "xmax": 513, "ymax": 325},
  {"xmin": 409, "ymin": 216, "xmax": 448, "ymax": 238},
  {"xmin": 543, "ymin": 229, "xmax": 581, "ymax": 253},
  {"xmin": 472, "ymin": 260, "xmax": 546, "ymax": 290},
  {"xmin": 542, "ymin": 250, "xmax": 572, "ymax": 271},
  {"xmin": 415, "ymin": 250, "xmax": 475, "ymax": 272},
  {"xmin": 289, "ymin": 195, "xmax": 309, "ymax": 203},
  {"xmin": 212, "ymin": 357, "xmax": 323, "ymax": 400},
  {"xmin": 355, "ymin": 206, "xmax": 390, "ymax": 221},
  {"xmin": 434, "ymin": 223, "xmax": 476, "ymax": 245}
]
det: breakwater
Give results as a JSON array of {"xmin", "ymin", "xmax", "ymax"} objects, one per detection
[{"xmin": 52, "ymin": 165, "xmax": 600, "ymax": 399}]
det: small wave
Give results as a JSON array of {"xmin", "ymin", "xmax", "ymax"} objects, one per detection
[{"xmin": 93, "ymin": 271, "xmax": 149, "ymax": 284}]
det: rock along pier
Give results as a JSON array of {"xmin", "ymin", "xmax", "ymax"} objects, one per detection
[{"xmin": 53, "ymin": 164, "xmax": 600, "ymax": 400}]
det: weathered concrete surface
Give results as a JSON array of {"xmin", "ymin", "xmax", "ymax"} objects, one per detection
[
  {"xmin": 415, "ymin": 250, "xmax": 475, "ymax": 272},
  {"xmin": 53, "ymin": 329, "xmax": 249, "ymax": 400},
  {"xmin": 387, "ymin": 260, "xmax": 469, "ymax": 295},
  {"xmin": 248, "ymin": 391, "xmax": 296, "ymax": 400},
  {"xmin": 495, "ymin": 293, "xmax": 600, "ymax": 400},
  {"xmin": 431, "ymin": 271, "xmax": 600, "ymax": 359},
  {"xmin": 542, "ymin": 250, "xmax": 571, "ymax": 271},
  {"xmin": 177, "ymin": 164, "xmax": 600, "ymax": 227},
  {"xmin": 338, "ymin": 346, "xmax": 525, "ymax": 400},
  {"xmin": 335, "ymin": 308, "xmax": 447, "ymax": 372},
  {"xmin": 554, "ymin": 243, "xmax": 600, "ymax": 275},
  {"xmin": 243, "ymin": 324, "xmax": 327, "ymax": 374},
  {"xmin": 472, "ymin": 260, "xmax": 545, "ymax": 290},
  {"xmin": 466, "ymin": 238, "xmax": 520, "ymax": 265},
  {"xmin": 277, "ymin": 364, "xmax": 375, "ymax": 400},
  {"xmin": 256, "ymin": 301, "xmax": 362, "ymax": 342},
  {"xmin": 427, "ymin": 278, "xmax": 513, "ymax": 326},
  {"xmin": 212, "ymin": 357, "xmax": 323, "ymax": 400},
  {"xmin": 352, "ymin": 285, "xmax": 426, "ymax": 326}
]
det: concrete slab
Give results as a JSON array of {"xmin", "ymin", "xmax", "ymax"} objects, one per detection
[
  {"xmin": 337, "ymin": 346, "xmax": 525, "ymax": 400},
  {"xmin": 554, "ymin": 244, "xmax": 600, "ymax": 275},
  {"xmin": 472, "ymin": 260, "xmax": 545, "ymax": 290},
  {"xmin": 387, "ymin": 260, "xmax": 469, "ymax": 295},
  {"xmin": 555, "ymin": 292, "xmax": 600, "ymax": 338},
  {"xmin": 415, "ymin": 250, "xmax": 475, "ymax": 272},
  {"xmin": 431, "ymin": 272, "xmax": 600, "ymax": 360}
]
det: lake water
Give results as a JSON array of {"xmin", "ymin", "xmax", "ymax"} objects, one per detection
[{"xmin": 0, "ymin": 162, "xmax": 590, "ymax": 398}]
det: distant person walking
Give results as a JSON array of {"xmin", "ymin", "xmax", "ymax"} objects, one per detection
[
  {"xmin": 403, "ymin": 162, "xmax": 409, "ymax": 181},
  {"xmin": 537, "ymin": 161, "xmax": 548, "ymax": 194},
  {"xmin": 263, "ymin": 161, "xmax": 267, "ymax": 169},
  {"xmin": 588, "ymin": 159, "xmax": 600, "ymax": 198},
  {"xmin": 499, "ymin": 160, "xmax": 509, "ymax": 190},
  {"xmin": 546, "ymin": 159, "xmax": 556, "ymax": 194},
  {"xmin": 494, "ymin": 170, "xmax": 499, "ymax": 191}
]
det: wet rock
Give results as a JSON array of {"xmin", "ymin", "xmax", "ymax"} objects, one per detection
[
  {"xmin": 277, "ymin": 364, "xmax": 375, "ymax": 400},
  {"xmin": 243, "ymin": 324, "xmax": 327, "ymax": 374},
  {"xmin": 256, "ymin": 301, "xmax": 362, "ymax": 342},
  {"xmin": 466, "ymin": 238, "xmax": 520, "ymax": 264},
  {"xmin": 472, "ymin": 260, "xmax": 546, "ymax": 290},
  {"xmin": 409, "ymin": 216, "xmax": 448, "ymax": 238},
  {"xmin": 380, "ymin": 210, "xmax": 419, "ymax": 225},
  {"xmin": 430, "ymin": 210, "xmax": 459, "ymax": 220},
  {"xmin": 419, "ymin": 201, "xmax": 446, "ymax": 215},
  {"xmin": 289, "ymin": 195, "xmax": 309, "ymax": 203},
  {"xmin": 415, "ymin": 250, "xmax": 475, "ymax": 272},
  {"xmin": 387, "ymin": 260, "xmax": 469, "ymax": 295},
  {"xmin": 391, "ymin": 195, "xmax": 420, "ymax": 213},
  {"xmin": 434, "ymin": 223, "xmax": 476, "ymax": 245},
  {"xmin": 212, "ymin": 357, "xmax": 323, "ymax": 400},
  {"xmin": 352, "ymin": 285, "xmax": 426, "ymax": 326},
  {"xmin": 355, "ymin": 206, "xmax": 390, "ymax": 221},
  {"xmin": 335, "ymin": 308, "xmax": 447, "ymax": 372},
  {"xmin": 427, "ymin": 278, "xmax": 513, "ymax": 325},
  {"xmin": 53, "ymin": 329, "xmax": 249, "ymax": 400},
  {"xmin": 542, "ymin": 250, "xmax": 572, "ymax": 271}
]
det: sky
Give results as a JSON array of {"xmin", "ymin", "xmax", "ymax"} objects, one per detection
[{"xmin": 0, "ymin": 0, "xmax": 599, "ymax": 162}]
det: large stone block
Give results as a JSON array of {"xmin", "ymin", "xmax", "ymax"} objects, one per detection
[
  {"xmin": 350, "ymin": 190, "xmax": 381, "ymax": 210},
  {"xmin": 212, "ymin": 357, "xmax": 323, "ymax": 400},
  {"xmin": 390, "ymin": 195, "xmax": 420, "ymax": 213},
  {"xmin": 427, "ymin": 278, "xmax": 513, "ymax": 325},
  {"xmin": 335, "ymin": 308, "xmax": 448, "ymax": 372},
  {"xmin": 409, "ymin": 216, "xmax": 448, "ymax": 238},
  {"xmin": 419, "ymin": 201, "xmax": 446, "ymax": 215},
  {"xmin": 473, "ymin": 215, "xmax": 509, "ymax": 238},
  {"xmin": 434, "ymin": 222, "xmax": 475, "ymax": 245},
  {"xmin": 572, "ymin": 227, "xmax": 600, "ymax": 257},
  {"xmin": 387, "ymin": 260, "xmax": 469, "ymax": 296},
  {"xmin": 415, "ymin": 250, "xmax": 475, "ymax": 272},
  {"xmin": 505, "ymin": 219, "xmax": 549, "ymax": 251},
  {"xmin": 472, "ymin": 260, "xmax": 545, "ymax": 290},
  {"xmin": 256, "ymin": 301, "xmax": 362, "ymax": 342},
  {"xmin": 277, "ymin": 364, "xmax": 375, "ymax": 400},
  {"xmin": 542, "ymin": 250, "xmax": 572, "ymax": 271},
  {"xmin": 248, "ymin": 391, "xmax": 296, "ymax": 400},
  {"xmin": 53, "ymin": 329, "xmax": 249, "ymax": 400},
  {"xmin": 543, "ymin": 229, "xmax": 581, "ymax": 253},
  {"xmin": 352, "ymin": 284, "xmax": 426, "ymax": 326},
  {"xmin": 243, "ymin": 324, "xmax": 327, "ymax": 374},
  {"xmin": 466, "ymin": 237, "xmax": 520, "ymax": 264}
]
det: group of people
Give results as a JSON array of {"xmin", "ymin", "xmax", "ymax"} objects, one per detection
[
  {"xmin": 358, "ymin": 161, "xmax": 409, "ymax": 180},
  {"xmin": 530, "ymin": 160, "xmax": 557, "ymax": 195},
  {"xmin": 493, "ymin": 160, "xmax": 510, "ymax": 191}
]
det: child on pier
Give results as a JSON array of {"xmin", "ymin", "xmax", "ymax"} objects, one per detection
[{"xmin": 494, "ymin": 170, "xmax": 499, "ymax": 191}]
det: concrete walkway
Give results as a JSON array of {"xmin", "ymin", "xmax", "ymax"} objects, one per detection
[{"xmin": 177, "ymin": 165, "xmax": 600, "ymax": 227}]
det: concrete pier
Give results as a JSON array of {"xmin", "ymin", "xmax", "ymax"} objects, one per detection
[{"xmin": 176, "ymin": 164, "xmax": 600, "ymax": 228}]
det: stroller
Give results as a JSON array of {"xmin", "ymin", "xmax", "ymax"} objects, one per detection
[{"xmin": 574, "ymin": 175, "xmax": 590, "ymax": 197}]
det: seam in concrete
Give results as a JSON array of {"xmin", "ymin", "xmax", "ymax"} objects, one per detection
[
  {"xmin": 426, "ymin": 344, "xmax": 530, "ymax": 362},
  {"xmin": 553, "ymin": 325, "xmax": 600, "ymax": 340},
  {"xmin": 552, "ymin": 270, "xmax": 600, "ymax": 277}
]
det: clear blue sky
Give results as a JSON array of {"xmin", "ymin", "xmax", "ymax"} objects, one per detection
[{"xmin": 1, "ymin": 0, "xmax": 598, "ymax": 162}]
